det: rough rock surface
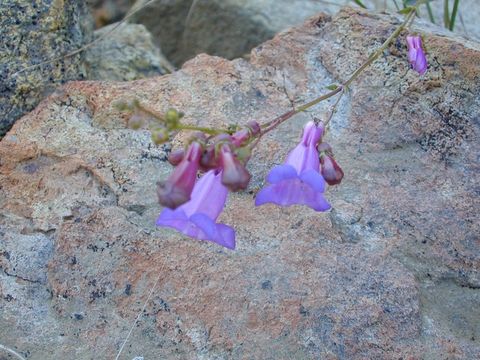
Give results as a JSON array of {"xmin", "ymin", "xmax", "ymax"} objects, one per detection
[
  {"xmin": 0, "ymin": 0, "xmax": 93, "ymax": 138},
  {"xmin": 130, "ymin": 0, "xmax": 350, "ymax": 66},
  {"xmin": 87, "ymin": 0, "xmax": 136, "ymax": 28},
  {"xmin": 85, "ymin": 22, "xmax": 173, "ymax": 81},
  {"xmin": 129, "ymin": 0, "xmax": 194, "ymax": 66},
  {"xmin": 1, "ymin": 7, "xmax": 479, "ymax": 360}
]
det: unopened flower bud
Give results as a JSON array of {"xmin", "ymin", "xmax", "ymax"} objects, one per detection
[
  {"xmin": 320, "ymin": 154, "xmax": 344, "ymax": 186},
  {"xmin": 219, "ymin": 145, "xmax": 251, "ymax": 191},
  {"xmin": 168, "ymin": 149, "xmax": 185, "ymax": 166},
  {"xmin": 247, "ymin": 121, "xmax": 260, "ymax": 135},
  {"xmin": 406, "ymin": 35, "xmax": 427, "ymax": 75},
  {"xmin": 151, "ymin": 127, "xmax": 169, "ymax": 145},
  {"xmin": 165, "ymin": 108, "xmax": 180, "ymax": 126},
  {"xmin": 231, "ymin": 128, "xmax": 251, "ymax": 147},
  {"xmin": 317, "ymin": 142, "xmax": 332, "ymax": 154},
  {"xmin": 157, "ymin": 142, "xmax": 202, "ymax": 209},
  {"xmin": 200, "ymin": 145, "xmax": 218, "ymax": 171}
]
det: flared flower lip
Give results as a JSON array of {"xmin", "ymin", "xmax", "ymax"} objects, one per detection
[
  {"xmin": 255, "ymin": 122, "xmax": 331, "ymax": 212},
  {"xmin": 156, "ymin": 170, "xmax": 236, "ymax": 249}
]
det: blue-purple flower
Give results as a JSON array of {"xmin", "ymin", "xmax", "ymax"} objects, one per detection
[
  {"xmin": 255, "ymin": 121, "xmax": 331, "ymax": 211},
  {"xmin": 156, "ymin": 170, "xmax": 235, "ymax": 249},
  {"xmin": 406, "ymin": 35, "xmax": 427, "ymax": 75}
]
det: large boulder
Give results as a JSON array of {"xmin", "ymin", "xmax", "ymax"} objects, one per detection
[
  {"xmin": 129, "ymin": 0, "xmax": 348, "ymax": 66},
  {"xmin": 0, "ymin": 7, "xmax": 479, "ymax": 359},
  {"xmin": 85, "ymin": 22, "xmax": 174, "ymax": 81},
  {"xmin": 0, "ymin": 0, "xmax": 92, "ymax": 137}
]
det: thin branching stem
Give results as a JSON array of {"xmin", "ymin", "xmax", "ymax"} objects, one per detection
[{"xmin": 256, "ymin": 7, "xmax": 416, "ymax": 140}]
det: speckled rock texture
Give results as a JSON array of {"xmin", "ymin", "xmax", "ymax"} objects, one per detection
[
  {"xmin": 0, "ymin": 0, "xmax": 93, "ymax": 138},
  {"xmin": 1, "ymin": 7, "xmax": 479, "ymax": 360},
  {"xmin": 85, "ymin": 22, "xmax": 173, "ymax": 81},
  {"xmin": 87, "ymin": 0, "xmax": 136, "ymax": 28}
]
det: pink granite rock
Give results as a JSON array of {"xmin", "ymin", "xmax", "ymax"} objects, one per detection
[{"xmin": 0, "ymin": 7, "xmax": 479, "ymax": 360}]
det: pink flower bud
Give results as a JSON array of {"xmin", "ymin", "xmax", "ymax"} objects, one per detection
[
  {"xmin": 157, "ymin": 142, "xmax": 202, "ymax": 209},
  {"xmin": 247, "ymin": 121, "xmax": 261, "ymax": 136},
  {"xmin": 406, "ymin": 35, "xmax": 427, "ymax": 75},
  {"xmin": 219, "ymin": 144, "xmax": 251, "ymax": 192},
  {"xmin": 320, "ymin": 154, "xmax": 344, "ymax": 186},
  {"xmin": 168, "ymin": 149, "xmax": 185, "ymax": 166},
  {"xmin": 200, "ymin": 144, "xmax": 219, "ymax": 171}
]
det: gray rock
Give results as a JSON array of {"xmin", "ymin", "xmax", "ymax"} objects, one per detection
[
  {"xmin": 130, "ymin": 0, "xmax": 350, "ymax": 66},
  {"xmin": 0, "ymin": 0, "xmax": 93, "ymax": 138},
  {"xmin": 129, "ymin": 0, "xmax": 194, "ymax": 66},
  {"xmin": 85, "ymin": 22, "xmax": 174, "ymax": 81}
]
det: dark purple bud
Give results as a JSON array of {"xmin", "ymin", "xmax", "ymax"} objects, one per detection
[
  {"xmin": 157, "ymin": 142, "xmax": 202, "ymax": 209},
  {"xmin": 168, "ymin": 149, "xmax": 185, "ymax": 166},
  {"xmin": 320, "ymin": 154, "xmax": 344, "ymax": 186},
  {"xmin": 219, "ymin": 145, "xmax": 251, "ymax": 192},
  {"xmin": 200, "ymin": 145, "xmax": 219, "ymax": 171}
]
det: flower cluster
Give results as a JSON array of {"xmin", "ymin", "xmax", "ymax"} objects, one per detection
[
  {"xmin": 156, "ymin": 121, "xmax": 343, "ymax": 250},
  {"xmin": 156, "ymin": 122, "xmax": 260, "ymax": 249},
  {"xmin": 116, "ymin": 24, "xmax": 429, "ymax": 251}
]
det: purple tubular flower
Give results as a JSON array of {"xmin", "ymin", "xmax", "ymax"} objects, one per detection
[
  {"xmin": 157, "ymin": 170, "xmax": 235, "ymax": 249},
  {"xmin": 406, "ymin": 35, "xmax": 427, "ymax": 75},
  {"xmin": 255, "ymin": 121, "xmax": 331, "ymax": 211},
  {"xmin": 157, "ymin": 142, "xmax": 202, "ymax": 209}
]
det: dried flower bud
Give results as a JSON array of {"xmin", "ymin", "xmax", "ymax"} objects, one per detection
[
  {"xmin": 157, "ymin": 142, "xmax": 202, "ymax": 209},
  {"xmin": 219, "ymin": 144, "xmax": 251, "ymax": 191},
  {"xmin": 151, "ymin": 127, "xmax": 169, "ymax": 145},
  {"xmin": 320, "ymin": 154, "xmax": 344, "ymax": 186},
  {"xmin": 168, "ymin": 149, "xmax": 185, "ymax": 166}
]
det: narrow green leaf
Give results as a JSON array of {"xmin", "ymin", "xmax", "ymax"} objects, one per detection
[
  {"xmin": 449, "ymin": 0, "xmax": 460, "ymax": 30},
  {"xmin": 326, "ymin": 84, "xmax": 339, "ymax": 91},
  {"xmin": 351, "ymin": 0, "xmax": 367, "ymax": 9},
  {"xmin": 444, "ymin": 0, "xmax": 451, "ymax": 29},
  {"xmin": 398, "ymin": 6, "xmax": 415, "ymax": 14},
  {"xmin": 426, "ymin": 2, "xmax": 436, "ymax": 24}
]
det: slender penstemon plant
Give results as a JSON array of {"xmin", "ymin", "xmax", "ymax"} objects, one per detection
[
  {"xmin": 116, "ymin": 5, "xmax": 425, "ymax": 249},
  {"xmin": 112, "ymin": 3, "xmax": 430, "ymax": 357}
]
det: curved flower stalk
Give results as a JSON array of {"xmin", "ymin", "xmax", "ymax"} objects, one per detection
[
  {"xmin": 157, "ymin": 170, "xmax": 235, "ymax": 249},
  {"xmin": 255, "ymin": 121, "xmax": 331, "ymax": 211}
]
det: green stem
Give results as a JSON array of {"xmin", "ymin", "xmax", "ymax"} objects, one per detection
[
  {"xmin": 426, "ymin": 2, "xmax": 436, "ymax": 24},
  {"xmin": 444, "ymin": 0, "xmax": 450, "ymax": 29},
  {"xmin": 177, "ymin": 124, "xmax": 226, "ymax": 135}
]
